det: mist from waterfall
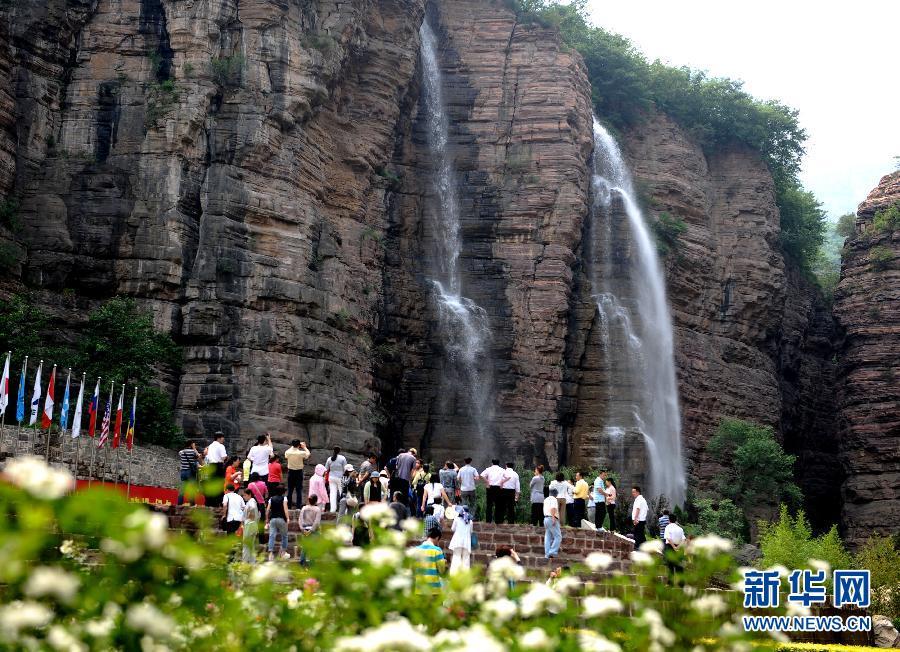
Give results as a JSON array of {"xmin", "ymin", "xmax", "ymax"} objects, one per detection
[
  {"xmin": 588, "ymin": 116, "xmax": 686, "ymax": 507},
  {"xmin": 419, "ymin": 17, "xmax": 494, "ymax": 445}
]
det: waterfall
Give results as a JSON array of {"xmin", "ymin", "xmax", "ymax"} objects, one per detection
[
  {"xmin": 588, "ymin": 116, "xmax": 685, "ymax": 507},
  {"xmin": 419, "ymin": 18, "xmax": 494, "ymax": 446}
]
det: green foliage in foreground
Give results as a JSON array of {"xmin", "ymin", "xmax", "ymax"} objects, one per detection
[
  {"xmin": 506, "ymin": 0, "xmax": 826, "ymax": 272},
  {"xmin": 0, "ymin": 295, "xmax": 183, "ymax": 447},
  {"xmin": 758, "ymin": 506, "xmax": 852, "ymax": 584},
  {"xmin": 854, "ymin": 536, "xmax": 900, "ymax": 621},
  {"xmin": 0, "ymin": 456, "xmax": 783, "ymax": 651},
  {"xmin": 708, "ymin": 419, "xmax": 802, "ymax": 516}
]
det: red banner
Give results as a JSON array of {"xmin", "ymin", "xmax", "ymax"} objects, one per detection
[{"xmin": 74, "ymin": 480, "xmax": 206, "ymax": 506}]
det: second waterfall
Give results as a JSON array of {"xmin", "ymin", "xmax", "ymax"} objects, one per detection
[
  {"xmin": 418, "ymin": 17, "xmax": 494, "ymax": 449},
  {"xmin": 588, "ymin": 117, "xmax": 686, "ymax": 507}
]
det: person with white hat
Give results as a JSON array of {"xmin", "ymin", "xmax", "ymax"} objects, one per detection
[
  {"xmin": 364, "ymin": 470, "xmax": 384, "ymax": 504},
  {"xmin": 448, "ymin": 505, "xmax": 474, "ymax": 573},
  {"xmin": 337, "ymin": 465, "xmax": 358, "ymax": 519}
]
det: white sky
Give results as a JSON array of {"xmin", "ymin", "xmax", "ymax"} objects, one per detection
[{"xmin": 585, "ymin": 0, "xmax": 900, "ymax": 219}]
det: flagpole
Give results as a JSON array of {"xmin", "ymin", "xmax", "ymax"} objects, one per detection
[
  {"xmin": 0, "ymin": 351, "xmax": 7, "ymax": 457},
  {"xmin": 126, "ymin": 387, "xmax": 137, "ymax": 500},
  {"xmin": 88, "ymin": 377, "xmax": 100, "ymax": 487},
  {"xmin": 15, "ymin": 355, "xmax": 27, "ymax": 458}
]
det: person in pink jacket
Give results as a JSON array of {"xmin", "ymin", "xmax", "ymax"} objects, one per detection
[{"xmin": 308, "ymin": 464, "xmax": 328, "ymax": 508}]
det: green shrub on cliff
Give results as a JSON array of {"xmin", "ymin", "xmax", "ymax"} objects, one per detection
[
  {"xmin": 505, "ymin": 0, "xmax": 825, "ymax": 272},
  {"xmin": 707, "ymin": 418, "xmax": 802, "ymax": 515},
  {"xmin": 873, "ymin": 203, "xmax": 900, "ymax": 233}
]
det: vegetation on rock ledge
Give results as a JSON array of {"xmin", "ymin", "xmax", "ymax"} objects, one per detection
[{"xmin": 505, "ymin": 0, "xmax": 826, "ymax": 273}]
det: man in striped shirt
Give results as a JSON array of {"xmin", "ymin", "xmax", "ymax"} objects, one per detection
[{"xmin": 413, "ymin": 528, "xmax": 445, "ymax": 593}]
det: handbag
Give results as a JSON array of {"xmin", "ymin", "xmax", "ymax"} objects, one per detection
[{"xmin": 470, "ymin": 531, "xmax": 478, "ymax": 549}]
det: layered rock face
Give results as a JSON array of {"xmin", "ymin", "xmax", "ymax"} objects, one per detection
[
  {"xmin": 0, "ymin": 0, "xmax": 860, "ymax": 529},
  {"xmin": 1, "ymin": 0, "xmax": 427, "ymax": 458},
  {"xmin": 562, "ymin": 112, "xmax": 840, "ymax": 525},
  {"xmin": 834, "ymin": 172, "xmax": 900, "ymax": 545},
  {"xmin": 382, "ymin": 0, "xmax": 593, "ymax": 463}
]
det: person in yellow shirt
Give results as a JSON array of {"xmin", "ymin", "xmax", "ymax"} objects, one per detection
[
  {"xmin": 284, "ymin": 439, "xmax": 311, "ymax": 509},
  {"xmin": 573, "ymin": 471, "xmax": 590, "ymax": 526}
]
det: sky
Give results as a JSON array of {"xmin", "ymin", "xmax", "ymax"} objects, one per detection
[{"xmin": 585, "ymin": 0, "xmax": 900, "ymax": 220}]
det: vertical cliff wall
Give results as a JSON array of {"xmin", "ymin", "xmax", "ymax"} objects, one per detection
[
  {"xmin": 834, "ymin": 171, "xmax": 900, "ymax": 545},
  {"xmin": 0, "ymin": 0, "xmax": 858, "ymax": 526},
  {"xmin": 380, "ymin": 0, "xmax": 593, "ymax": 463},
  {"xmin": 562, "ymin": 111, "xmax": 840, "ymax": 523},
  {"xmin": 1, "ymin": 0, "xmax": 427, "ymax": 458}
]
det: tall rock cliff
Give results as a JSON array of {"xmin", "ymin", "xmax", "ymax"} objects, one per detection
[
  {"xmin": 834, "ymin": 171, "xmax": 900, "ymax": 545},
  {"xmin": 562, "ymin": 111, "xmax": 840, "ymax": 524},
  {"xmin": 0, "ymin": 0, "xmax": 855, "ymax": 526},
  {"xmin": 1, "ymin": 0, "xmax": 427, "ymax": 458}
]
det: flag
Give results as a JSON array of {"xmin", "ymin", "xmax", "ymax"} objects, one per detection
[
  {"xmin": 71, "ymin": 374, "xmax": 85, "ymax": 438},
  {"xmin": 0, "ymin": 351, "xmax": 10, "ymax": 417},
  {"xmin": 16, "ymin": 358, "xmax": 26, "ymax": 423},
  {"xmin": 126, "ymin": 388, "xmax": 136, "ymax": 451},
  {"xmin": 41, "ymin": 364, "xmax": 56, "ymax": 429},
  {"xmin": 88, "ymin": 378, "xmax": 100, "ymax": 437},
  {"xmin": 29, "ymin": 361, "xmax": 42, "ymax": 426},
  {"xmin": 112, "ymin": 384, "xmax": 124, "ymax": 449},
  {"xmin": 59, "ymin": 369, "xmax": 71, "ymax": 432},
  {"xmin": 98, "ymin": 383, "xmax": 112, "ymax": 449}
]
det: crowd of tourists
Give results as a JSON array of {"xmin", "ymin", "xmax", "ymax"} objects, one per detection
[{"xmin": 175, "ymin": 436, "xmax": 686, "ymax": 570}]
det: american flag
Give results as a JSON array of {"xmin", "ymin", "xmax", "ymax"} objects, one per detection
[{"xmin": 97, "ymin": 391, "xmax": 112, "ymax": 449}]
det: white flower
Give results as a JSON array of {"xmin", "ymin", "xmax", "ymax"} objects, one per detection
[
  {"xmin": 250, "ymin": 562, "xmax": 288, "ymax": 584},
  {"xmin": 436, "ymin": 625, "xmax": 505, "ymax": 652},
  {"xmin": 2, "ymin": 456, "xmax": 74, "ymax": 499},
  {"xmin": 689, "ymin": 534, "xmax": 732, "ymax": 555},
  {"xmin": 126, "ymin": 603, "xmax": 175, "ymax": 639},
  {"xmin": 639, "ymin": 539, "xmax": 664, "ymax": 554},
  {"xmin": 461, "ymin": 583, "xmax": 486, "ymax": 604},
  {"xmin": 47, "ymin": 625, "xmax": 87, "ymax": 652},
  {"xmin": 577, "ymin": 630, "xmax": 621, "ymax": 652},
  {"xmin": 786, "ymin": 601, "xmax": 811, "ymax": 617},
  {"xmin": 325, "ymin": 524, "xmax": 353, "ymax": 544},
  {"xmin": 337, "ymin": 547, "xmax": 364, "ymax": 562},
  {"xmin": 682, "ymin": 585, "xmax": 699, "ymax": 597},
  {"xmin": 59, "ymin": 540, "xmax": 77, "ymax": 557},
  {"xmin": 123, "ymin": 510, "xmax": 168, "ymax": 549},
  {"xmin": 334, "ymin": 617, "xmax": 429, "ymax": 652},
  {"xmin": 630, "ymin": 550, "xmax": 654, "ymax": 565},
  {"xmin": 385, "ymin": 574, "xmax": 412, "ymax": 592},
  {"xmin": 520, "ymin": 627, "xmax": 553, "ymax": 650},
  {"xmin": 285, "ymin": 589, "xmax": 302, "ymax": 609},
  {"xmin": 482, "ymin": 598, "xmax": 517, "ymax": 623},
  {"xmin": 100, "ymin": 538, "xmax": 143, "ymax": 562},
  {"xmin": 367, "ymin": 546, "xmax": 403, "ymax": 568},
  {"xmin": 359, "ymin": 502, "xmax": 394, "ymax": 526},
  {"xmin": 488, "ymin": 556, "xmax": 525, "ymax": 581},
  {"xmin": 808, "ymin": 559, "xmax": 830, "ymax": 573},
  {"xmin": 582, "ymin": 596, "xmax": 623, "ymax": 617},
  {"xmin": 519, "ymin": 583, "xmax": 565, "ymax": 617},
  {"xmin": 401, "ymin": 518, "xmax": 421, "ymax": 535},
  {"xmin": 585, "ymin": 551, "xmax": 614, "ymax": 571},
  {"xmin": 691, "ymin": 594, "xmax": 727, "ymax": 616},
  {"xmin": 554, "ymin": 576, "xmax": 582, "ymax": 595},
  {"xmin": 0, "ymin": 600, "xmax": 53, "ymax": 636},
  {"xmin": 23, "ymin": 566, "xmax": 80, "ymax": 603},
  {"xmin": 768, "ymin": 564, "xmax": 789, "ymax": 578},
  {"xmin": 642, "ymin": 609, "xmax": 675, "ymax": 646}
]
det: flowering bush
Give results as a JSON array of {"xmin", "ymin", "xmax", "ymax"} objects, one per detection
[{"xmin": 0, "ymin": 457, "xmax": 788, "ymax": 651}]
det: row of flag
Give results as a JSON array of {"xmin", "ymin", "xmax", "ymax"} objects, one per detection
[{"xmin": 0, "ymin": 352, "xmax": 137, "ymax": 450}]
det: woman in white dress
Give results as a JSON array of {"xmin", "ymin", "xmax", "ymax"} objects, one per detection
[{"xmin": 449, "ymin": 505, "xmax": 474, "ymax": 573}]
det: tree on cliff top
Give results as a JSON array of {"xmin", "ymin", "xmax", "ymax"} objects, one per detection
[{"xmin": 507, "ymin": 0, "xmax": 825, "ymax": 272}]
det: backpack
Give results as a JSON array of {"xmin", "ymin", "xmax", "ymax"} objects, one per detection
[{"xmin": 386, "ymin": 456, "xmax": 398, "ymax": 474}]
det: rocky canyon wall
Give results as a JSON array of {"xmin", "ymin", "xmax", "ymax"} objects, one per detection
[
  {"xmin": 833, "ymin": 172, "xmax": 900, "ymax": 546},
  {"xmin": 561, "ymin": 110, "xmax": 841, "ymax": 524},
  {"xmin": 0, "ymin": 0, "xmax": 869, "ymax": 533}
]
